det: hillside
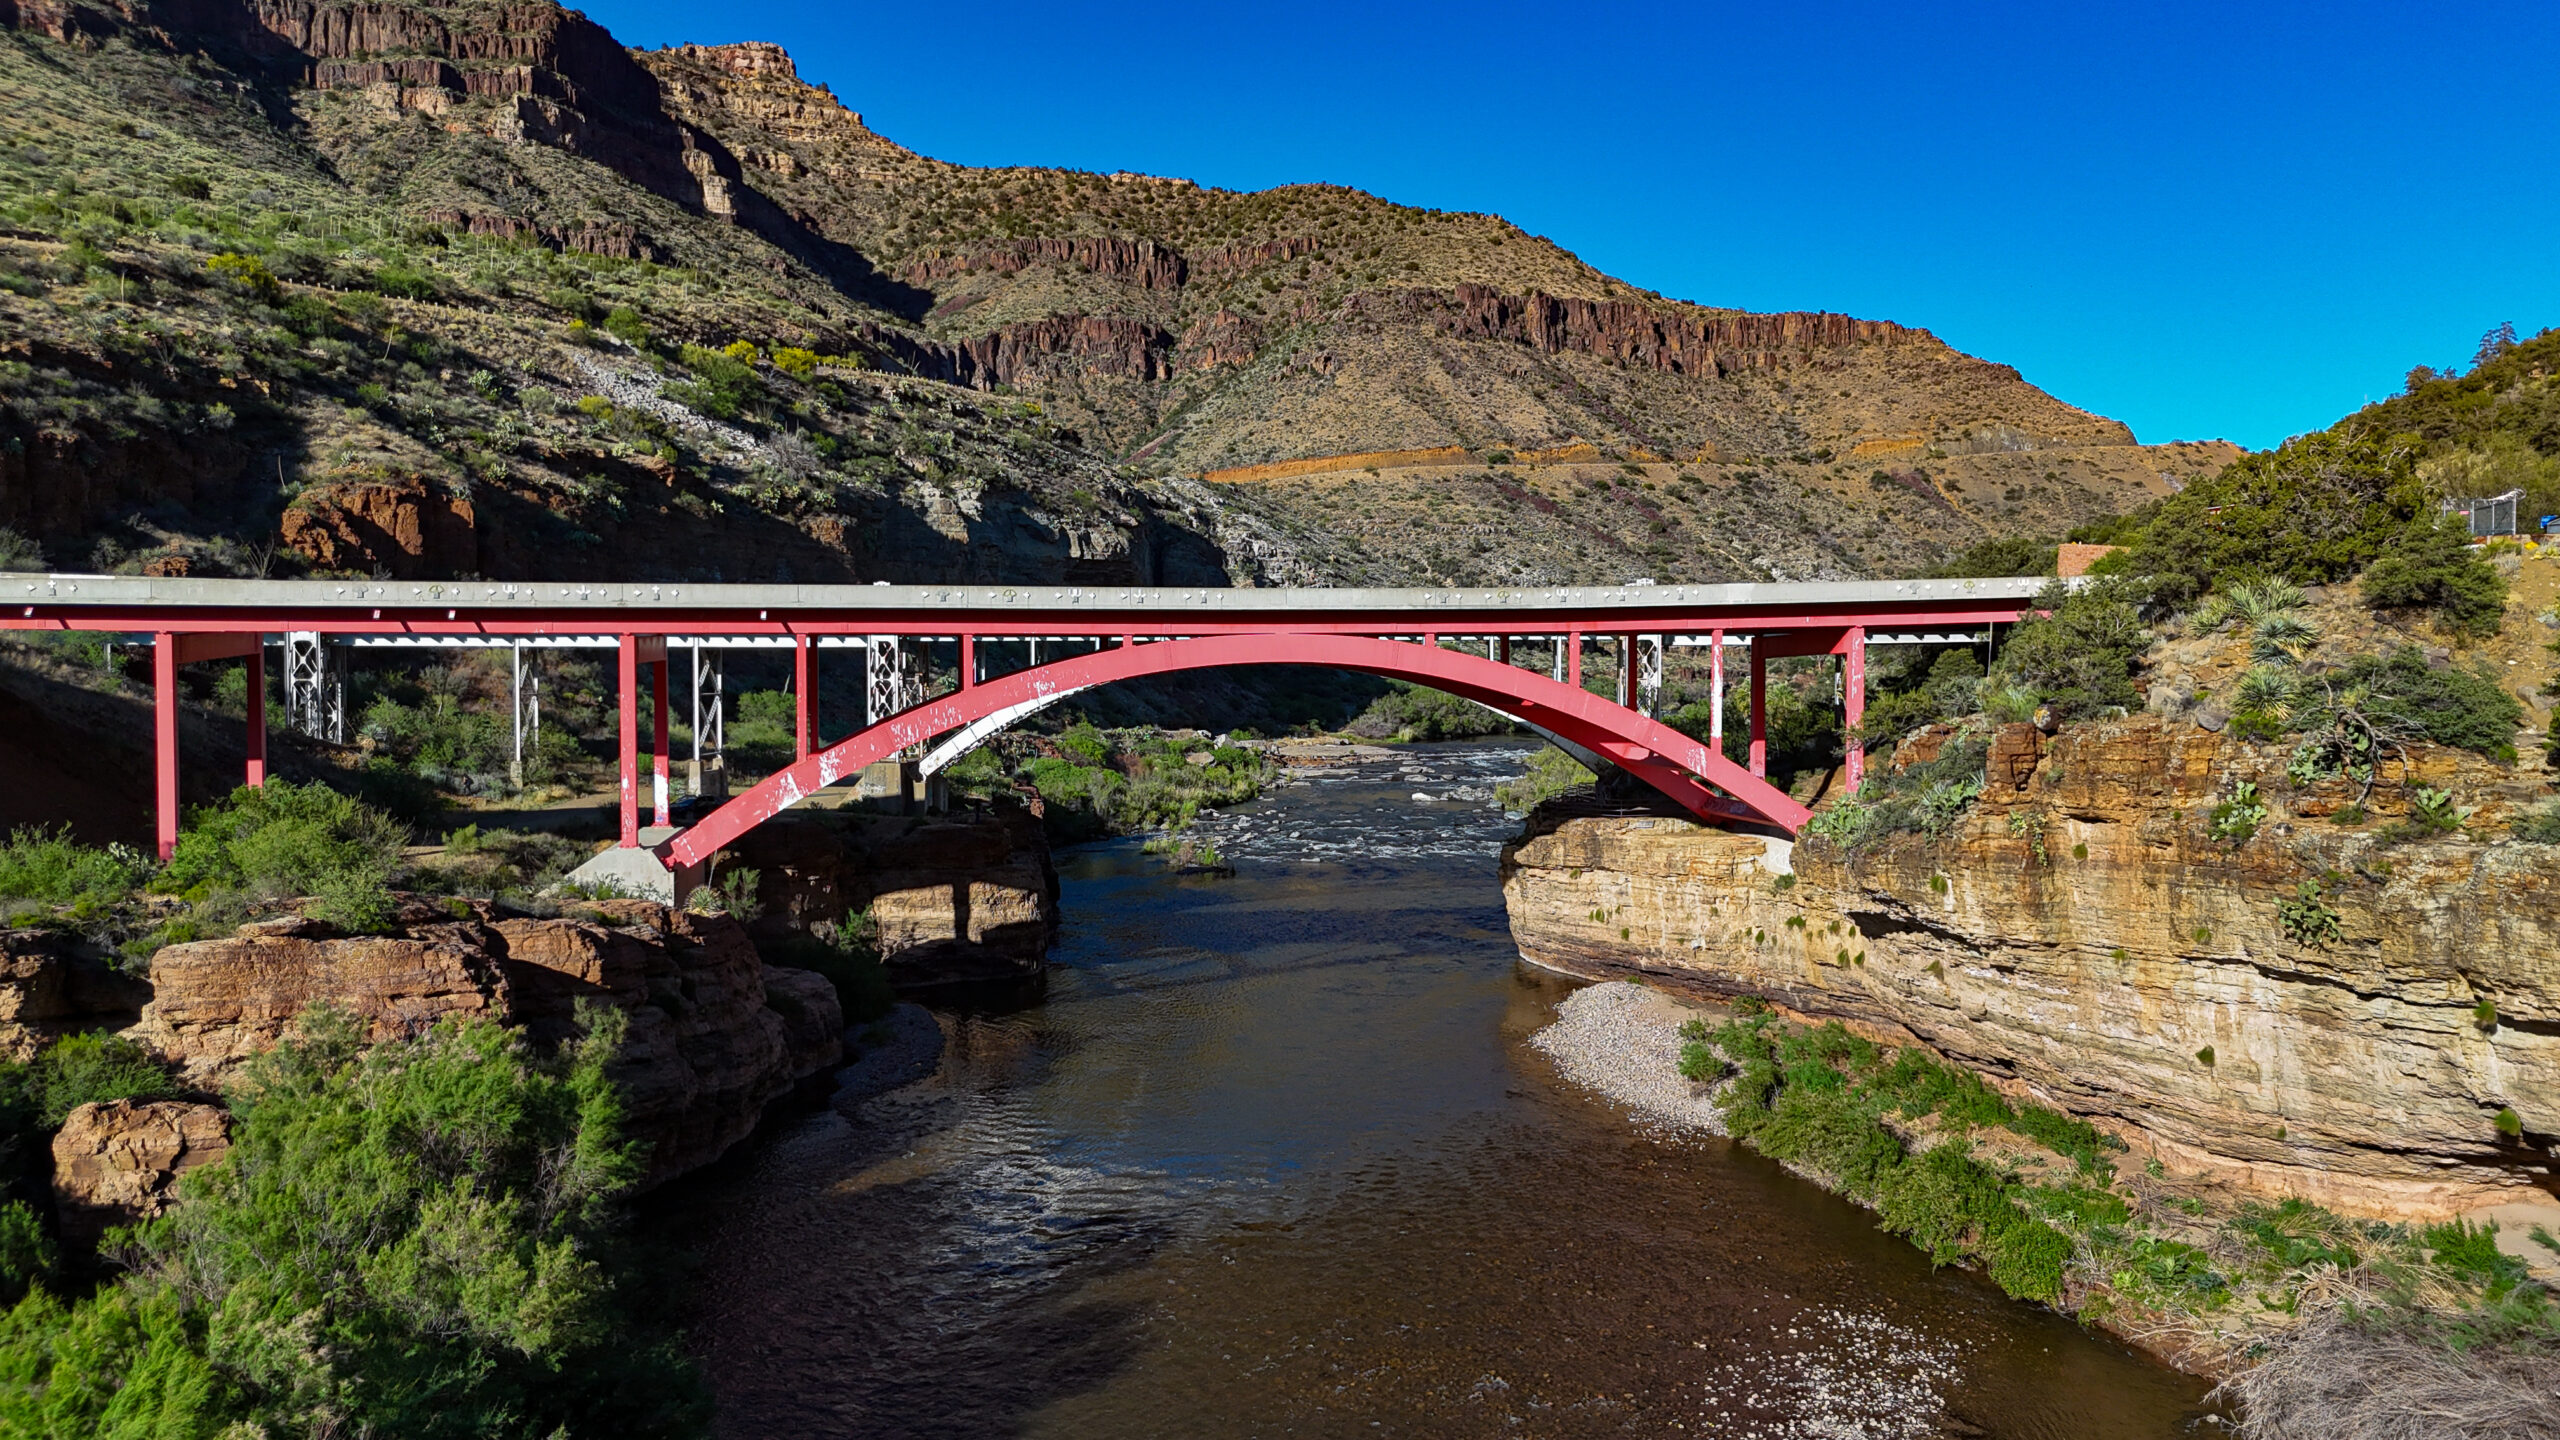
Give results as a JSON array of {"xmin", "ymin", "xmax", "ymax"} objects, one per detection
[{"xmin": 0, "ymin": 1, "xmax": 2223, "ymax": 586}]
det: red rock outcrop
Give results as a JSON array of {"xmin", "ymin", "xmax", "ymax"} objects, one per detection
[
  {"xmin": 1430, "ymin": 283, "xmax": 1910, "ymax": 378},
  {"xmin": 1502, "ymin": 716, "xmax": 2560, "ymax": 1218},
  {"xmin": 418, "ymin": 208, "xmax": 657, "ymax": 261},
  {"xmin": 901, "ymin": 237, "xmax": 1187, "ymax": 292},
  {"xmin": 129, "ymin": 911, "xmax": 511, "ymax": 1081},
  {"xmin": 49, "ymin": 1098, "xmax": 229, "ymax": 1247},
  {"xmin": 278, "ymin": 478, "xmax": 481, "ymax": 578}
]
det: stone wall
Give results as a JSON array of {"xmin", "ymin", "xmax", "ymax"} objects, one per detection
[{"xmin": 1501, "ymin": 716, "xmax": 2560, "ymax": 1218}]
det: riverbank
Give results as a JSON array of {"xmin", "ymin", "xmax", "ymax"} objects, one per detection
[{"xmin": 1528, "ymin": 979, "xmax": 2560, "ymax": 1436}]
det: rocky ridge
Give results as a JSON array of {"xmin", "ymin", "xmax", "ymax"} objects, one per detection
[{"xmin": 0, "ymin": 1, "xmax": 2208, "ymax": 589}]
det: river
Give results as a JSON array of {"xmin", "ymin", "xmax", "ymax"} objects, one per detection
[{"xmin": 680, "ymin": 740, "xmax": 2219, "ymax": 1438}]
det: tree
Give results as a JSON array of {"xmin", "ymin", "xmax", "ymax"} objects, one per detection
[
  {"xmin": 1990, "ymin": 578, "xmax": 2146, "ymax": 722},
  {"xmin": 2113, "ymin": 432, "xmax": 2431, "ymax": 603},
  {"xmin": 2360, "ymin": 518, "xmax": 2509, "ymax": 638},
  {"xmin": 2474, "ymin": 321, "xmax": 2519, "ymax": 372}
]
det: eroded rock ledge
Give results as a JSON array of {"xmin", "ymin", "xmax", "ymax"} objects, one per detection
[{"xmin": 1501, "ymin": 715, "xmax": 2560, "ymax": 1218}]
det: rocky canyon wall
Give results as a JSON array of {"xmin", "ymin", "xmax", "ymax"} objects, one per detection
[{"xmin": 1501, "ymin": 716, "xmax": 2560, "ymax": 1218}]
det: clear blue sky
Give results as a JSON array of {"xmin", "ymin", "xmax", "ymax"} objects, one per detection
[{"xmin": 584, "ymin": 0, "xmax": 2558, "ymax": 451}]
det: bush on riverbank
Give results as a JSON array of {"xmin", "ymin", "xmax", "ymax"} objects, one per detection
[
  {"xmin": 1689, "ymin": 1006, "xmax": 2560, "ymax": 1407},
  {"xmin": 759, "ymin": 914, "xmax": 894, "ymax": 1025},
  {"xmin": 1692, "ymin": 1008, "xmax": 2090, "ymax": 1301},
  {"xmin": 1344, "ymin": 683, "xmax": 1515, "ymax": 742},
  {"xmin": 0, "ymin": 1006, "xmax": 709, "ymax": 1439},
  {"xmin": 1496, "ymin": 747, "xmax": 1594, "ymax": 812},
  {"xmin": 953, "ymin": 726, "xmax": 1273, "ymax": 843}
]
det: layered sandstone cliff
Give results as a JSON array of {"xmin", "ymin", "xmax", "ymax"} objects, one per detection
[{"xmin": 1502, "ymin": 717, "xmax": 2560, "ymax": 1218}]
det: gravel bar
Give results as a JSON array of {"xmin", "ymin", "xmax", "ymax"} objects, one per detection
[{"xmin": 1529, "ymin": 980, "xmax": 1728, "ymax": 1135}]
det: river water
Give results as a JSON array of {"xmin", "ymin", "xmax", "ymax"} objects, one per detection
[{"xmin": 683, "ymin": 741, "xmax": 2218, "ymax": 1438}]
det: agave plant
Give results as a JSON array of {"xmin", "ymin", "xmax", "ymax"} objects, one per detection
[
  {"xmin": 2233, "ymin": 665, "xmax": 2302, "ymax": 724},
  {"xmin": 2249, "ymin": 613, "xmax": 2322, "ymax": 665}
]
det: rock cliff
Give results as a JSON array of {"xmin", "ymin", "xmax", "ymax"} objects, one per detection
[
  {"xmin": 1501, "ymin": 716, "xmax": 2560, "ymax": 1218},
  {"xmin": 129, "ymin": 899, "xmax": 841, "ymax": 1185}
]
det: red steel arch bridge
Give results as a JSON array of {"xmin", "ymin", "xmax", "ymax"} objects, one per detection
[{"xmin": 3, "ymin": 575, "xmax": 2052, "ymax": 881}]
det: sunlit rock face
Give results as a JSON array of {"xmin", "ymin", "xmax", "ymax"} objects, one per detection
[{"xmin": 1502, "ymin": 716, "xmax": 2560, "ymax": 1219}]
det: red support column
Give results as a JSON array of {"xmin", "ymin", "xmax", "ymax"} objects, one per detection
[
  {"xmin": 1843, "ymin": 625, "xmax": 1868, "ymax": 793},
  {"xmin": 153, "ymin": 632, "xmax": 180, "ymax": 862},
  {"xmin": 244, "ymin": 643, "xmax": 267, "ymax": 788},
  {"xmin": 1566, "ymin": 630, "xmax": 1582, "ymax": 690},
  {"xmin": 1748, "ymin": 640, "xmax": 1768, "ymax": 779},
  {"xmin": 652, "ymin": 653, "xmax": 670, "ymax": 829},
  {"xmin": 960, "ymin": 633, "xmax": 976, "ymax": 692},
  {"xmin": 617, "ymin": 634, "xmax": 639, "ymax": 848},
  {"xmin": 1498, "ymin": 635, "xmax": 1511, "ymax": 666},
  {"xmin": 793, "ymin": 636, "xmax": 812, "ymax": 762},
  {"xmin": 1709, "ymin": 629, "xmax": 1726, "ymax": 748}
]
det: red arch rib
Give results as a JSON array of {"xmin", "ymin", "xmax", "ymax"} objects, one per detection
[{"xmin": 664, "ymin": 634, "xmax": 1810, "ymax": 868}]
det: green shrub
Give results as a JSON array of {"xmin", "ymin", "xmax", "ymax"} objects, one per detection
[
  {"xmin": 2207, "ymin": 782, "xmax": 2267, "ymax": 846},
  {"xmin": 2109, "ymin": 431, "xmax": 2433, "ymax": 603},
  {"xmin": 157, "ymin": 781, "xmax": 409, "ymax": 932},
  {"xmin": 0, "ymin": 1203, "xmax": 52, "ymax": 1306},
  {"xmin": 28, "ymin": 1033, "xmax": 174, "ymax": 1127},
  {"xmin": 1055, "ymin": 722, "xmax": 1110, "ymax": 765},
  {"xmin": 1988, "ymin": 578, "xmax": 2145, "ymax": 721},
  {"xmin": 365, "ymin": 263, "xmax": 440, "ymax": 302},
  {"xmin": 1921, "ymin": 535, "xmax": 2057, "ymax": 580},
  {"xmin": 1347, "ymin": 682, "xmax": 1512, "ymax": 742},
  {"xmin": 2513, "ymin": 803, "xmax": 2560, "ymax": 844},
  {"xmin": 760, "ymin": 914, "xmax": 892, "ymax": 1025},
  {"xmin": 0, "ymin": 827, "xmax": 145, "ymax": 912},
  {"xmin": 667, "ymin": 344, "xmax": 761, "ymax": 420},
  {"xmin": 0, "ymin": 529, "xmax": 43, "ymax": 572},
  {"xmin": 1856, "ymin": 647, "xmax": 1984, "ymax": 744},
  {"xmin": 2360, "ymin": 518, "xmax": 2510, "ymax": 637},
  {"xmin": 2276, "ymin": 881, "xmax": 2343, "ymax": 948},
  {"xmin": 2333, "ymin": 649, "xmax": 2522, "ymax": 757},
  {"xmin": 1495, "ymin": 746, "xmax": 1592, "ymax": 811},
  {"xmin": 0, "ymin": 1006, "xmax": 710, "ymax": 1438},
  {"xmin": 600, "ymin": 305, "xmax": 650, "ymax": 347}
]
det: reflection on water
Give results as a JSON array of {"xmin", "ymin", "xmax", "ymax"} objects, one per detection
[{"xmin": 679, "ymin": 742, "xmax": 2216, "ymax": 1439}]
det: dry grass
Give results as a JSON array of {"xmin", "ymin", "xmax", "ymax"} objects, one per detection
[{"xmin": 2216, "ymin": 1312, "xmax": 2560, "ymax": 1440}]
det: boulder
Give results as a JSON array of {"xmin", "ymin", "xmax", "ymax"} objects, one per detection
[
  {"xmin": 128, "ymin": 916, "xmax": 512, "ymax": 1085},
  {"xmin": 50, "ymin": 1099, "xmax": 229, "ymax": 1248},
  {"xmin": 733, "ymin": 805, "xmax": 1058, "ymax": 988}
]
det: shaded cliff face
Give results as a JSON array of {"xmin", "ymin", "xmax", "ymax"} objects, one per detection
[
  {"xmin": 732, "ymin": 805, "xmax": 1060, "ymax": 989},
  {"xmin": 1501, "ymin": 717, "xmax": 2560, "ymax": 1218}
]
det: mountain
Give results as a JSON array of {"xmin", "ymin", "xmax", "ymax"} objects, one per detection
[{"xmin": 0, "ymin": 1, "xmax": 2234, "ymax": 586}]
